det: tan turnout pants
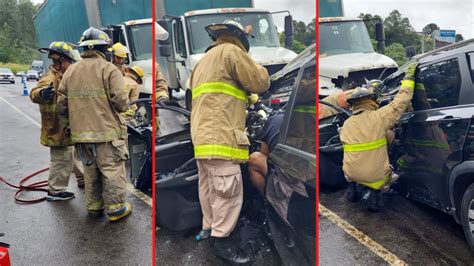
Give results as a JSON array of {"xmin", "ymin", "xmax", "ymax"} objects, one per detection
[
  {"xmin": 77, "ymin": 140, "xmax": 129, "ymax": 213},
  {"xmin": 48, "ymin": 146, "xmax": 74, "ymax": 194},
  {"xmin": 197, "ymin": 159, "xmax": 243, "ymax": 238}
]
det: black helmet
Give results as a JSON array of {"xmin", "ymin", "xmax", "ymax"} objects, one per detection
[
  {"xmin": 205, "ymin": 20, "xmax": 250, "ymax": 52},
  {"xmin": 346, "ymin": 87, "xmax": 377, "ymax": 105},
  {"xmin": 78, "ymin": 27, "xmax": 111, "ymax": 48},
  {"xmin": 38, "ymin": 41, "xmax": 79, "ymax": 62}
]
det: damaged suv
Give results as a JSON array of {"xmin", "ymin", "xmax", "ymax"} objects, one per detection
[{"xmin": 319, "ymin": 39, "xmax": 474, "ymax": 250}]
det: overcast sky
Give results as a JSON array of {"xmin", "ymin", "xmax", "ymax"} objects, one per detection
[
  {"xmin": 254, "ymin": 0, "xmax": 316, "ymax": 27},
  {"xmin": 344, "ymin": 0, "xmax": 474, "ymax": 39}
]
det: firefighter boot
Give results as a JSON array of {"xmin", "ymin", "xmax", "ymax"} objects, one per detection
[
  {"xmin": 364, "ymin": 189, "xmax": 380, "ymax": 213},
  {"xmin": 213, "ymin": 236, "xmax": 250, "ymax": 265},
  {"xmin": 347, "ymin": 182, "xmax": 359, "ymax": 202}
]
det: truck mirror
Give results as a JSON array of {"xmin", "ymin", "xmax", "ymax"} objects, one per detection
[
  {"xmin": 284, "ymin": 15, "xmax": 293, "ymax": 49},
  {"xmin": 159, "ymin": 45, "xmax": 172, "ymax": 57},
  {"xmin": 405, "ymin": 46, "xmax": 416, "ymax": 59},
  {"xmin": 157, "ymin": 19, "xmax": 170, "ymax": 45},
  {"xmin": 375, "ymin": 22, "xmax": 384, "ymax": 42}
]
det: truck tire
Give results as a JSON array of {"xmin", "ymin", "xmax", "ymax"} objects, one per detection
[
  {"xmin": 185, "ymin": 89, "xmax": 192, "ymax": 111},
  {"xmin": 461, "ymin": 183, "xmax": 474, "ymax": 250}
]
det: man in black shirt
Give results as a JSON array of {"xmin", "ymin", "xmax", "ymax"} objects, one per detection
[{"xmin": 248, "ymin": 113, "xmax": 284, "ymax": 194}]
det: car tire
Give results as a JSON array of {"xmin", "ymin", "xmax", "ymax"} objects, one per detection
[{"xmin": 461, "ymin": 183, "xmax": 474, "ymax": 250}]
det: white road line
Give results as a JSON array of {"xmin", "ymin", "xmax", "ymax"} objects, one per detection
[
  {"xmin": 319, "ymin": 204, "xmax": 407, "ymax": 266},
  {"xmin": 0, "ymin": 95, "xmax": 153, "ymax": 208},
  {"xmin": 0, "ymin": 96, "xmax": 41, "ymax": 128}
]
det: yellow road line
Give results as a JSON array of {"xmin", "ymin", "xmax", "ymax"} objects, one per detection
[
  {"xmin": 319, "ymin": 204, "xmax": 407, "ymax": 266},
  {"xmin": 1, "ymin": 96, "xmax": 153, "ymax": 208}
]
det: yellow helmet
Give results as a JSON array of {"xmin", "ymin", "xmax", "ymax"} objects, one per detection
[
  {"xmin": 107, "ymin": 42, "xmax": 129, "ymax": 58},
  {"xmin": 128, "ymin": 65, "xmax": 144, "ymax": 84}
]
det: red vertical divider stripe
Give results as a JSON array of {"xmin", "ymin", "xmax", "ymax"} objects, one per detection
[{"xmin": 152, "ymin": 0, "xmax": 157, "ymax": 264}]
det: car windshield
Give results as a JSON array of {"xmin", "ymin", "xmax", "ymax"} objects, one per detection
[
  {"xmin": 0, "ymin": 68, "xmax": 12, "ymax": 74},
  {"xmin": 319, "ymin": 21, "xmax": 374, "ymax": 56},
  {"xmin": 186, "ymin": 12, "xmax": 280, "ymax": 54},
  {"xmin": 27, "ymin": 70, "xmax": 37, "ymax": 74},
  {"xmin": 128, "ymin": 23, "xmax": 152, "ymax": 61}
]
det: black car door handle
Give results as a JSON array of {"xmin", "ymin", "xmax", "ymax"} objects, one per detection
[{"xmin": 440, "ymin": 115, "xmax": 462, "ymax": 121}]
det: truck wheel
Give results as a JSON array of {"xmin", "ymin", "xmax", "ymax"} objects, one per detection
[
  {"xmin": 185, "ymin": 89, "xmax": 192, "ymax": 111},
  {"xmin": 461, "ymin": 183, "xmax": 474, "ymax": 250}
]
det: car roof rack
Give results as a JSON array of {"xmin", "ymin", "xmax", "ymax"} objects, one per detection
[{"xmin": 414, "ymin": 38, "xmax": 474, "ymax": 61}]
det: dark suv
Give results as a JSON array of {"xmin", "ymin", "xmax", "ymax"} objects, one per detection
[{"xmin": 319, "ymin": 39, "xmax": 474, "ymax": 250}]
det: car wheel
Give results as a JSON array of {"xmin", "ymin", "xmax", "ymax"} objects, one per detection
[{"xmin": 461, "ymin": 183, "xmax": 474, "ymax": 250}]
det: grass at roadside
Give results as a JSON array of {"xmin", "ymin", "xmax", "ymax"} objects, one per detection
[{"xmin": 0, "ymin": 63, "xmax": 30, "ymax": 74}]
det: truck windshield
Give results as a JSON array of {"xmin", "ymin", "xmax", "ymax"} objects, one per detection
[
  {"xmin": 186, "ymin": 12, "xmax": 280, "ymax": 54},
  {"xmin": 128, "ymin": 23, "xmax": 152, "ymax": 61},
  {"xmin": 319, "ymin": 21, "xmax": 374, "ymax": 56}
]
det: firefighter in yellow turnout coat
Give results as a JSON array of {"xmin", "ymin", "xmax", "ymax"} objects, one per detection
[
  {"xmin": 30, "ymin": 41, "xmax": 84, "ymax": 201},
  {"xmin": 57, "ymin": 28, "xmax": 131, "ymax": 222},
  {"xmin": 340, "ymin": 61, "xmax": 418, "ymax": 212},
  {"xmin": 190, "ymin": 20, "xmax": 269, "ymax": 264}
]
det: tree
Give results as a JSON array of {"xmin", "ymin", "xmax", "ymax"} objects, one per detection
[
  {"xmin": 422, "ymin": 23, "xmax": 439, "ymax": 35},
  {"xmin": 456, "ymin": 34, "xmax": 464, "ymax": 42},
  {"xmin": 384, "ymin": 42, "xmax": 408, "ymax": 66},
  {"xmin": 383, "ymin": 10, "xmax": 418, "ymax": 48}
]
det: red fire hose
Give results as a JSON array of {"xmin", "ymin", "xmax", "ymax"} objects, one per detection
[{"xmin": 0, "ymin": 168, "xmax": 49, "ymax": 204}]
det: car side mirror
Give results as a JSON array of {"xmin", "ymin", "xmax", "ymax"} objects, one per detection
[
  {"xmin": 158, "ymin": 19, "xmax": 172, "ymax": 57},
  {"xmin": 405, "ymin": 46, "xmax": 416, "ymax": 59}
]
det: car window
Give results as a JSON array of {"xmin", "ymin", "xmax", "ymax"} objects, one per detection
[
  {"xmin": 467, "ymin": 53, "xmax": 474, "ymax": 83},
  {"xmin": 285, "ymin": 66, "xmax": 316, "ymax": 155},
  {"xmin": 416, "ymin": 58, "xmax": 462, "ymax": 109}
]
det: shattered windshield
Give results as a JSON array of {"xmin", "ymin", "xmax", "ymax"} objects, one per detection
[
  {"xmin": 129, "ymin": 23, "xmax": 152, "ymax": 61},
  {"xmin": 186, "ymin": 12, "xmax": 280, "ymax": 54},
  {"xmin": 319, "ymin": 21, "xmax": 374, "ymax": 56}
]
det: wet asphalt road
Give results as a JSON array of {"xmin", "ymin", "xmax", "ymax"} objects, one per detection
[
  {"xmin": 0, "ymin": 78, "xmax": 152, "ymax": 265},
  {"xmin": 320, "ymin": 186, "xmax": 474, "ymax": 265}
]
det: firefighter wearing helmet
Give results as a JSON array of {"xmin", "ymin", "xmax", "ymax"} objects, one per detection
[
  {"xmin": 57, "ymin": 27, "xmax": 132, "ymax": 222},
  {"xmin": 30, "ymin": 41, "xmax": 84, "ymax": 201},
  {"xmin": 190, "ymin": 20, "xmax": 269, "ymax": 264},
  {"xmin": 340, "ymin": 61, "xmax": 419, "ymax": 212},
  {"xmin": 108, "ymin": 42, "xmax": 129, "ymax": 75}
]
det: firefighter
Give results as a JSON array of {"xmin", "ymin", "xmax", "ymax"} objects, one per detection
[
  {"xmin": 30, "ymin": 41, "xmax": 84, "ymax": 200},
  {"xmin": 121, "ymin": 65, "xmax": 144, "ymax": 121},
  {"xmin": 155, "ymin": 63, "xmax": 169, "ymax": 132},
  {"xmin": 190, "ymin": 20, "xmax": 269, "ymax": 264},
  {"xmin": 340, "ymin": 61, "xmax": 418, "ymax": 212},
  {"xmin": 57, "ymin": 27, "xmax": 131, "ymax": 221},
  {"xmin": 108, "ymin": 42, "xmax": 129, "ymax": 75}
]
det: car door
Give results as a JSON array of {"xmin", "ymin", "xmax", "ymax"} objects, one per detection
[
  {"xmin": 265, "ymin": 60, "xmax": 316, "ymax": 265},
  {"xmin": 392, "ymin": 54, "xmax": 474, "ymax": 211}
]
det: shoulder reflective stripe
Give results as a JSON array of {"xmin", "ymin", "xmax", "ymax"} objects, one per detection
[
  {"xmin": 192, "ymin": 82, "xmax": 247, "ymax": 103},
  {"xmin": 343, "ymin": 138, "xmax": 387, "ymax": 152},
  {"xmin": 194, "ymin": 144, "xmax": 249, "ymax": 160},
  {"xmin": 68, "ymin": 88, "xmax": 107, "ymax": 99},
  {"xmin": 294, "ymin": 105, "xmax": 316, "ymax": 113},
  {"xmin": 401, "ymin": 80, "xmax": 415, "ymax": 89},
  {"xmin": 402, "ymin": 138, "xmax": 449, "ymax": 149}
]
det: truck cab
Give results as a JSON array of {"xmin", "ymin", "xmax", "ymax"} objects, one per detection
[
  {"xmin": 319, "ymin": 17, "xmax": 398, "ymax": 97},
  {"xmin": 158, "ymin": 8, "xmax": 297, "ymax": 109},
  {"xmin": 102, "ymin": 18, "xmax": 153, "ymax": 97}
]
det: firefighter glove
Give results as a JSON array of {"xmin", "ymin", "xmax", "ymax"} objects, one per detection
[
  {"xmin": 40, "ymin": 83, "xmax": 55, "ymax": 101},
  {"xmin": 404, "ymin": 61, "xmax": 419, "ymax": 80}
]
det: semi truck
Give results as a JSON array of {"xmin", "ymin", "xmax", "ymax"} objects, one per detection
[
  {"xmin": 33, "ymin": 0, "xmax": 153, "ymax": 96},
  {"xmin": 155, "ymin": 0, "xmax": 298, "ymax": 109},
  {"xmin": 318, "ymin": 0, "xmax": 398, "ymax": 96}
]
